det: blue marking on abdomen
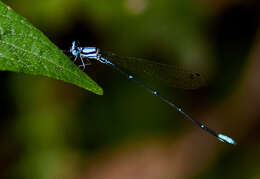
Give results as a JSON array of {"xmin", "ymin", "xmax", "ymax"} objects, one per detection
[{"xmin": 101, "ymin": 57, "xmax": 114, "ymax": 66}]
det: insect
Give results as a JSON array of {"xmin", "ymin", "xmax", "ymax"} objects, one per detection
[{"xmin": 70, "ymin": 41, "xmax": 236, "ymax": 145}]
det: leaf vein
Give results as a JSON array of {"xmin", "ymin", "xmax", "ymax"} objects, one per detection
[{"xmin": 0, "ymin": 40, "xmax": 81, "ymax": 79}]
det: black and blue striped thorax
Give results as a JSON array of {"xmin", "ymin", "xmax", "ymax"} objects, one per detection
[{"xmin": 70, "ymin": 41, "xmax": 114, "ymax": 66}]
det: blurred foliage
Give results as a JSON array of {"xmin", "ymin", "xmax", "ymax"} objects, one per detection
[{"xmin": 0, "ymin": 0, "xmax": 259, "ymax": 179}]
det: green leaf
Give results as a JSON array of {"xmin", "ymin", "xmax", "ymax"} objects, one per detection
[{"xmin": 0, "ymin": 1, "xmax": 103, "ymax": 95}]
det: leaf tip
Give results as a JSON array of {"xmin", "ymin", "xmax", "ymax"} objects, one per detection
[{"xmin": 95, "ymin": 87, "xmax": 104, "ymax": 95}]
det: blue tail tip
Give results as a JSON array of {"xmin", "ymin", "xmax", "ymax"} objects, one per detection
[{"xmin": 218, "ymin": 134, "xmax": 236, "ymax": 145}]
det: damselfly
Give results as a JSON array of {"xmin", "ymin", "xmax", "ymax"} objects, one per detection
[{"xmin": 70, "ymin": 41, "xmax": 236, "ymax": 145}]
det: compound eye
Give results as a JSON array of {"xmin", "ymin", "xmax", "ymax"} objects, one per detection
[
  {"xmin": 72, "ymin": 50, "xmax": 79, "ymax": 56},
  {"xmin": 73, "ymin": 40, "xmax": 80, "ymax": 47}
]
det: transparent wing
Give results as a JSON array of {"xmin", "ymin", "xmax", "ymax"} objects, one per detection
[{"xmin": 102, "ymin": 51, "xmax": 206, "ymax": 89}]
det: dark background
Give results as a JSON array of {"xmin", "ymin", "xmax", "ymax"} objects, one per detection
[{"xmin": 1, "ymin": 0, "xmax": 260, "ymax": 178}]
